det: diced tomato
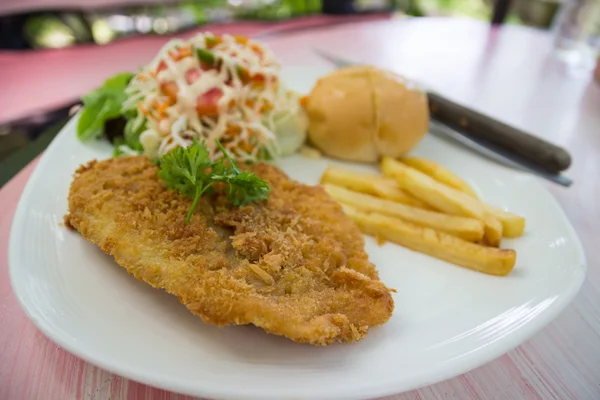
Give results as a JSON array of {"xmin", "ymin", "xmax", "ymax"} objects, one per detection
[
  {"xmin": 252, "ymin": 73, "xmax": 265, "ymax": 82},
  {"xmin": 160, "ymin": 81, "xmax": 178, "ymax": 102},
  {"xmin": 185, "ymin": 63, "xmax": 214, "ymax": 85},
  {"xmin": 196, "ymin": 88, "xmax": 223, "ymax": 116},
  {"xmin": 156, "ymin": 60, "xmax": 167, "ymax": 73},
  {"xmin": 185, "ymin": 68, "xmax": 201, "ymax": 84}
]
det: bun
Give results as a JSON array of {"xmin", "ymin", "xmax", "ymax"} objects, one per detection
[{"xmin": 304, "ymin": 66, "xmax": 429, "ymax": 162}]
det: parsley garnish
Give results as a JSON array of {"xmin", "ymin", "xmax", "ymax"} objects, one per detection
[{"xmin": 157, "ymin": 140, "xmax": 270, "ymax": 222}]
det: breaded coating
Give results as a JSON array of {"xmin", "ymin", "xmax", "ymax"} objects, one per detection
[{"xmin": 66, "ymin": 156, "xmax": 394, "ymax": 345}]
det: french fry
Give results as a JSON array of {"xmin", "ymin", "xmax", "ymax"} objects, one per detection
[
  {"xmin": 342, "ymin": 205, "xmax": 516, "ymax": 276},
  {"xmin": 320, "ymin": 166, "xmax": 430, "ymax": 209},
  {"xmin": 324, "ymin": 183, "xmax": 484, "ymax": 242},
  {"xmin": 484, "ymin": 205, "xmax": 526, "ymax": 238},
  {"xmin": 480, "ymin": 213, "xmax": 503, "ymax": 247},
  {"xmin": 401, "ymin": 157, "xmax": 525, "ymax": 238},
  {"xmin": 401, "ymin": 156, "xmax": 478, "ymax": 198},
  {"xmin": 381, "ymin": 157, "xmax": 503, "ymax": 246}
]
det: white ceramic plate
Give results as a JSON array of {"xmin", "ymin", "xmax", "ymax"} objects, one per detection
[{"xmin": 10, "ymin": 67, "xmax": 586, "ymax": 400}]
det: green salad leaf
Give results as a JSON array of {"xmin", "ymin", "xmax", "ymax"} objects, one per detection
[
  {"xmin": 124, "ymin": 116, "xmax": 145, "ymax": 152},
  {"xmin": 77, "ymin": 72, "xmax": 134, "ymax": 141}
]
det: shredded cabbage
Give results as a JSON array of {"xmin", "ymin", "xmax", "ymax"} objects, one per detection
[{"xmin": 121, "ymin": 32, "xmax": 305, "ymax": 162}]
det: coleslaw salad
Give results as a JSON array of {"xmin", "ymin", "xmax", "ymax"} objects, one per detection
[{"xmin": 78, "ymin": 32, "xmax": 307, "ymax": 162}]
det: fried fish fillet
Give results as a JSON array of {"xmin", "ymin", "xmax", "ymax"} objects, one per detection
[{"xmin": 66, "ymin": 156, "xmax": 394, "ymax": 345}]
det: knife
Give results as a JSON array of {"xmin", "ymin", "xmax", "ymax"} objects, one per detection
[{"xmin": 313, "ymin": 49, "xmax": 573, "ymax": 187}]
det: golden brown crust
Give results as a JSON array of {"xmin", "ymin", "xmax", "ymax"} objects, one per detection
[{"xmin": 66, "ymin": 156, "xmax": 394, "ymax": 345}]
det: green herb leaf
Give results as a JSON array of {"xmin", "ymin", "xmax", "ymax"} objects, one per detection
[
  {"xmin": 195, "ymin": 48, "xmax": 215, "ymax": 66},
  {"xmin": 236, "ymin": 65, "xmax": 249, "ymax": 82},
  {"xmin": 215, "ymin": 139, "xmax": 240, "ymax": 174},
  {"xmin": 212, "ymin": 170, "xmax": 271, "ymax": 207},
  {"xmin": 157, "ymin": 140, "xmax": 270, "ymax": 222},
  {"xmin": 205, "ymin": 35, "xmax": 218, "ymax": 47},
  {"xmin": 76, "ymin": 72, "xmax": 134, "ymax": 141}
]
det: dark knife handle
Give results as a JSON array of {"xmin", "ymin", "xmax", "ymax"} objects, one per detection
[{"xmin": 427, "ymin": 92, "xmax": 572, "ymax": 173}]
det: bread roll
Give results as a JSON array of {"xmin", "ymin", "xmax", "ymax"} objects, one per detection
[{"xmin": 304, "ymin": 66, "xmax": 429, "ymax": 162}]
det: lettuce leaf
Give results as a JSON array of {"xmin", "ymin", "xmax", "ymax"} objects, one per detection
[{"xmin": 76, "ymin": 72, "xmax": 134, "ymax": 141}]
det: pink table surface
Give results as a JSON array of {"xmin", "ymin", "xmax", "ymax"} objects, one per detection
[{"xmin": 2, "ymin": 17, "xmax": 600, "ymax": 400}]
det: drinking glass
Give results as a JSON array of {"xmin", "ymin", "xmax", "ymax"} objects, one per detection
[{"xmin": 552, "ymin": 0, "xmax": 600, "ymax": 70}]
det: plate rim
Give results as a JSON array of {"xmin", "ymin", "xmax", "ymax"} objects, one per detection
[{"xmin": 9, "ymin": 78, "xmax": 587, "ymax": 400}]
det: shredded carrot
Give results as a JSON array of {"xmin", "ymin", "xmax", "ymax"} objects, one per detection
[
  {"xmin": 226, "ymin": 125, "xmax": 242, "ymax": 135},
  {"xmin": 245, "ymin": 99, "xmax": 263, "ymax": 111},
  {"xmin": 250, "ymin": 81, "xmax": 265, "ymax": 91},
  {"xmin": 206, "ymin": 36, "xmax": 222, "ymax": 49},
  {"xmin": 160, "ymin": 82, "xmax": 178, "ymax": 102},
  {"xmin": 299, "ymin": 95, "xmax": 308, "ymax": 108},
  {"xmin": 157, "ymin": 100, "xmax": 171, "ymax": 113},
  {"xmin": 240, "ymin": 141, "xmax": 254, "ymax": 153},
  {"xmin": 250, "ymin": 43, "xmax": 263, "ymax": 56},
  {"xmin": 260, "ymin": 103, "xmax": 273, "ymax": 113},
  {"xmin": 234, "ymin": 36, "xmax": 248, "ymax": 45},
  {"xmin": 171, "ymin": 46, "xmax": 192, "ymax": 61},
  {"xmin": 138, "ymin": 103, "xmax": 149, "ymax": 116}
]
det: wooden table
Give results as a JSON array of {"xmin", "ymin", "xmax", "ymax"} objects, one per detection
[{"xmin": 1, "ymin": 17, "xmax": 599, "ymax": 400}]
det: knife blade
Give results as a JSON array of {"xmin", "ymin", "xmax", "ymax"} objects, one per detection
[{"xmin": 313, "ymin": 49, "xmax": 573, "ymax": 187}]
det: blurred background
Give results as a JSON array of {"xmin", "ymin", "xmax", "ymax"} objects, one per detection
[
  {"xmin": 0, "ymin": 0, "xmax": 567, "ymax": 51},
  {"xmin": 0, "ymin": 0, "xmax": 597, "ymax": 185}
]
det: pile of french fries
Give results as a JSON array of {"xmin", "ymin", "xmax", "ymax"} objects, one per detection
[{"xmin": 321, "ymin": 157, "xmax": 526, "ymax": 276}]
